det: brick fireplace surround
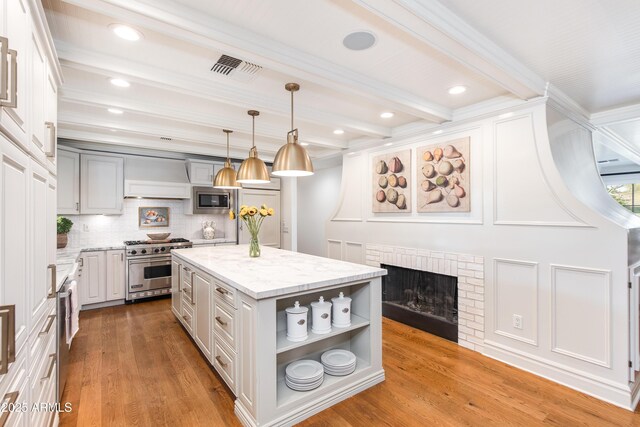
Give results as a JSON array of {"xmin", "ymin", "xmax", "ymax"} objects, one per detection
[{"xmin": 365, "ymin": 244, "xmax": 485, "ymax": 352}]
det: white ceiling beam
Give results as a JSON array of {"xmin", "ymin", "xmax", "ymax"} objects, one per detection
[
  {"xmin": 352, "ymin": 0, "xmax": 547, "ymax": 100},
  {"xmin": 58, "ymin": 0, "xmax": 452, "ymax": 123},
  {"xmin": 59, "ymin": 88, "xmax": 348, "ymax": 150},
  {"xmin": 56, "ymin": 43, "xmax": 387, "ymax": 140}
]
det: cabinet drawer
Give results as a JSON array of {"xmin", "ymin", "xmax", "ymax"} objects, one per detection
[
  {"xmin": 28, "ymin": 305, "xmax": 56, "ymax": 377},
  {"xmin": 182, "ymin": 265, "xmax": 195, "ymax": 286},
  {"xmin": 213, "ymin": 338, "xmax": 236, "ymax": 393},
  {"xmin": 0, "ymin": 350, "xmax": 28, "ymax": 427},
  {"xmin": 181, "ymin": 303, "xmax": 194, "ymax": 335},
  {"xmin": 29, "ymin": 330, "xmax": 56, "ymax": 417},
  {"xmin": 213, "ymin": 302, "xmax": 235, "ymax": 349},
  {"xmin": 213, "ymin": 280, "xmax": 236, "ymax": 309},
  {"xmin": 181, "ymin": 283, "xmax": 194, "ymax": 306}
]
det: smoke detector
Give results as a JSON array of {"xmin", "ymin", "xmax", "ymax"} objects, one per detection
[{"xmin": 211, "ymin": 54, "xmax": 263, "ymax": 82}]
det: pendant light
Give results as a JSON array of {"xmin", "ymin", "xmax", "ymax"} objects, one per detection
[
  {"xmin": 213, "ymin": 129, "xmax": 241, "ymax": 189},
  {"xmin": 272, "ymin": 83, "xmax": 314, "ymax": 177},
  {"xmin": 236, "ymin": 110, "xmax": 271, "ymax": 184}
]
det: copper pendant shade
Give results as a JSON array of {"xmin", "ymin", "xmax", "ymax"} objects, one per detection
[
  {"xmin": 237, "ymin": 110, "xmax": 270, "ymax": 184},
  {"xmin": 272, "ymin": 83, "xmax": 314, "ymax": 177},
  {"xmin": 213, "ymin": 129, "xmax": 241, "ymax": 189}
]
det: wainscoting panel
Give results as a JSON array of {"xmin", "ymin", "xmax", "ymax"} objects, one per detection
[
  {"xmin": 344, "ymin": 242, "xmax": 363, "ymax": 264},
  {"xmin": 551, "ymin": 264, "xmax": 611, "ymax": 367},
  {"xmin": 494, "ymin": 258, "xmax": 538, "ymax": 345},
  {"xmin": 327, "ymin": 239, "xmax": 342, "ymax": 260}
]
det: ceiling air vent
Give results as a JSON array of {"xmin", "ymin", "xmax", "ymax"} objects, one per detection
[
  {"xmin": 210, "ymin": 54, "xmax": 262, "ymax": 82},
  {"xmin": 160, "ymin": 136, "xmax": 172, "ymax": 141}
]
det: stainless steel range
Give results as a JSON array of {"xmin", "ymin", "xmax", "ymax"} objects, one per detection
[{"xmin": 124, "ymin": 238, "xmax": 192, "ymax": 301}]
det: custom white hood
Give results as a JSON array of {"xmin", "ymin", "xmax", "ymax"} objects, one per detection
[{"xmin": 124, "ymin": 156, "xmax": 191, "ymax": 199}]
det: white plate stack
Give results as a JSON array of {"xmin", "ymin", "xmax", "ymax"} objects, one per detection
[
  {"xmin": 285, "ymin": 360, "xmax": 324, "ymax": 391},
  {"xmin": 321, "ymin": 349, "xmax": 357, "ymax": 376}
]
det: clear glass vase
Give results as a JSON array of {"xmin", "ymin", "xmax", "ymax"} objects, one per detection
[{"xmin": 249, "ymin": 234, "xmax": 260, "ymax": 257}]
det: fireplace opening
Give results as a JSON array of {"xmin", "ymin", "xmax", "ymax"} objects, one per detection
[{"xmin": 381, "ymin": 264, "xmax": 458, "ymax": 342}]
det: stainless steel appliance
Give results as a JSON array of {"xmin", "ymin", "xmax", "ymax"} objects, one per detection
[
  {"xmin": 57, "ymin": 262, "xmax": 77, "ymax": 403},
  {"xmin": 125, "ymin": 238, "xmax": 192, "ymax": 301},
  {"xmin": 191, "ymin": 186, "xmax": 233, "ymax": 214}
]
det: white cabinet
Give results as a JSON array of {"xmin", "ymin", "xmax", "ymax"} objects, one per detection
[
  {"xmin": 57, "ymin": 149, "xmax": 79, "ymax": 214},
  {"xmin": 238, "ymin": 189, "xmax": 281, "ymax": 248},
  {"xmin": 0, "ymin": 0, "xmax": 29, "ymax": 150},
  {"xmin": 78, "ymin": 249, "xmax": 126, "ymax": 307},
  {"xmin": 78, "ymin": 251, "xmax": 106, "ymax": 306},
  {"xmin": 29, "ymin": 31, "xmax": 46, "ymax": 163},
  {"xmin": 171, "ymin": 258, "xmax": 182, "ymax": 317},
  {"xmin": 80, "ymin": 154, "xmax": 124, "ymax": 214},
  {"xmin": 193, "ymin": 272, "xmax": 212, "ymax": 360},
  {"xmin": 105, "ymin": 250, "xmax": 125, "ymax": 301},
  {"xmin": 187, "ymin": 159, "xmax": 221, "ymax": 185},
  {"xmin": 44, "ymin": 67, "xmax": 57, "ymax": 173}
]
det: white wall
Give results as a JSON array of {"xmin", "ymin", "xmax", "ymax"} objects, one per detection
[
  {"xmin": 301, "ymin": 99, "xmax": 637, "ymax": 409},
  {"xmin": 62, "ymin": 197, "xmax": 236, "ymax": 248},
  {"xmin": 296, "ymin": 165, "xmax": 342, "ymax": 257}
]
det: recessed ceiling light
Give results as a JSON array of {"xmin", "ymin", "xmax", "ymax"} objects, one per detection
[
  {"xmin": 499, "ymin": 112, "xmax": 514, "ymax": 119},
  {"xmin": 333, "ymin": 129, "xmax": 344, "ymax": 135},
  {"xmin": 299, "ymin": 142, "xmax": 310, "ymax": 146},
  {"xmin": 107, "ymin": 108, "xmax": 123, "ymax": 114},
  {"xmin": 432, "ymin": 130, "xmax": 443, "ymax": 135},
  {"xmin": 110, "ymin": 24, "xmax": 142, "ymax": 41},
  {"xmin": 110, "ymin": 78, "xmax": 130, "ymax": 88},
  {"xmin": 448, "ymin": 86, "xmax": 467, "ymax": 95},
  {"xmin": 380, "ymin": 112, "xmax": 394, "ymax": 119},
  {"xmin": 110, "ymin": 129, "xmax": 117, "ymax": 132},
  {"xmin": 384, "ymin": 142, "xmax": 393, "ymax": 147},
  {"xmin": 347, "ymin": 152, "xmax": 356, "ymax": 156},
  {"xmin": 343, "ymin": 31, "xmax": 376, "ymax": 51}
]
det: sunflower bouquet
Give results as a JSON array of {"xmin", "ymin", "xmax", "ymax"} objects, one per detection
[{"xmin": 230, "ymin": 204, "xmax": 275, "ymax": 257}]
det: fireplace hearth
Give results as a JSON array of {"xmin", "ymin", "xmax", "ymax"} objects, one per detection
[{"xmin": 381, "ymin": 264, "xmax": 458, "ymax": 342}]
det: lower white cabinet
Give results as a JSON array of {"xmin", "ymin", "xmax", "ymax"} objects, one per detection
[
  {"xmin": 193, "ymin": 272, "xmax": 212, "ymax": 360},
  {"xmin": 78, "ymin": 249, "xmax": 125, "ymax": 307},
  {"xmin": 171, "ymin": 259, "xmax": 182, "ymax": 317}
]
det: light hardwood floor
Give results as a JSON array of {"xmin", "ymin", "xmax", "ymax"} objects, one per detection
[{"xmin": 60, "ymin": 299, "xmax": 640, "ymax": 426}]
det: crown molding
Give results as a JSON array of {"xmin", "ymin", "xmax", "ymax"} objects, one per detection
[
  {"xmin": 594, "ymin": 127, "xmax": 640, "ymax": 166},
  {"xmin": 591, "ymin": 103, "xmax": 640, "ymax": 126},
  {"xmin": 58, "ymin": 0, "xmax": 452, "ymax": 122}
]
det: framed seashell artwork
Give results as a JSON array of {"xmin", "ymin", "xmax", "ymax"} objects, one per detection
[
  {"xmin": 372, "ymin": 149, "xmax": 411, "ymax": 213},
  {"xmin": 416, "ymin": 137, "xmax": 470, "ymax": 213}
]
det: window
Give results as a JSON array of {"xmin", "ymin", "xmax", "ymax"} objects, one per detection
[{"xmin": 607, "ymin": 184, "xmax": 640, "ymax": 213}]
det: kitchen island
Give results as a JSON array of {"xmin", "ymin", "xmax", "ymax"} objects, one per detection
[{"xmin": 171, "ymin": 245, "xmax": 386, "ymax": 427}]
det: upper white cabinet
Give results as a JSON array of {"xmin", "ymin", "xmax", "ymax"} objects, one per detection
[
  {"xmin": 80, "ymin": 153, "xmax": 124, "ymax": 214},
  {"xmin": 187, "ymin": 159, "xmax": 220, "ymax": 185},
  {"xmin": 238, "ymin": 189, "xmax": 281, "ymax": 248},
  {"xmin": 44, "ymin": 67, "xmax": 57, "ymax": 173},
  {"xmin": 0, "ymin": 0, "xmax": 29, "ymax": 150},
  {"xmin": 105, "ymin": 250, "xmax": 125, "ymax": 301},
  {"xmin": 57, "ymin": 149, "xmax": 79, "ymax": 214},
  {"xmin": 29, "ymin": 31, "xmax": 46, "ymax": 164}
]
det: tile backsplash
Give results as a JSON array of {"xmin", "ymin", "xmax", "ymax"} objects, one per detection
[{"xmin": 62, "ymin": 198, "xmax": 236, "ymax": 248}]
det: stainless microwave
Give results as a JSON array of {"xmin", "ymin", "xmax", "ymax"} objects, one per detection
[{"xmin": 191, "ymin": 187, "xmax": 234, "ymax": 214}]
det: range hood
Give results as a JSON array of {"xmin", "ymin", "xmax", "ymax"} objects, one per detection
[{"xmin": 124, "ymin": 156, "xmax": 192, "ymax": 199}]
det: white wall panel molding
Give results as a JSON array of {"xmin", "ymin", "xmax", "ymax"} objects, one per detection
[
  {"xmin": 493, "ymin": 113, "xmax": 589, "ymax": 227},
  {"xmin": 344, "ymin": 242, "xmax": 364, "ymax": 265},
  {"xmin": 550, "ymin": 264, "xmax": 612, "ymax": 368},
  {"xmin": 327, "ymin": 240, "xmax": 342, "ymax": 260},
  {"xmin": 493, "ymin": 258, "xmax": 538, "ymax": 346}
]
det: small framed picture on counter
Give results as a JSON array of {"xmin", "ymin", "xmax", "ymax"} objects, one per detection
[{"xmin": 139, "ymin": 207, "xmax": 170, "ymax": 227}]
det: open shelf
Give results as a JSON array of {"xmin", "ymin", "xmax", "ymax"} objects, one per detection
[
  {"xmin": 276, "ymin": 358, "xmax": 370, "ymax": 408},
  {"xmin": 276, "ymin": 314, "xmax": 370, "ymax": 354}
]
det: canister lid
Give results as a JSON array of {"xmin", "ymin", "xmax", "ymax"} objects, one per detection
[
  {"xmin": 311, "ymin": 296, "xmax": 332, "ymax": 309},
  {"xmin": 331, "ymin": 292, "xmax": 351, "ymax": 303},
  {"xmin": 286, "ymin": 301, "xmax": 308, "ymax": 314}
]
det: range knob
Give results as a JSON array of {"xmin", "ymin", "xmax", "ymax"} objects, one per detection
[
  {"xmin": 141, "ymin": 249, "xmax": 147, "ymax": 254},
  {"xmin": 154, "ymin": 248, "xmax": 160, "ymax": 253},
  {"xmin": 161, "ymin": 247, "xmax": 166, "ymax": 252},
  {"xmin": 130, "ymin": 250, "xmax": 137, "ymax": 255}
]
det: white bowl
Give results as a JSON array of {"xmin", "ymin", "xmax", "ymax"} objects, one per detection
[{"xmin": 147, "ymin": 232, "xmax": 171, "ymax": 240}]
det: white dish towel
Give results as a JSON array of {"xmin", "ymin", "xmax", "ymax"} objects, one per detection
[{"xmin": 67, "ymin": 280, "xmax": 79, "ymax": 346}]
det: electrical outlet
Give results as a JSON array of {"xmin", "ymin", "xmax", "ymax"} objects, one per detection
[
  {"xmin": 512, "ymin": 314, "xmax": 523, "ymax": 330},
  {"xmin": 83, "ymin": 224, "xmax": 89, "ymax": 232}
]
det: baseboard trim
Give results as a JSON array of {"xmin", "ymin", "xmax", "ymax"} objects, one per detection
[{"xmin": 483, "ymin": 340, "xmax": 634, "ymax": 410}]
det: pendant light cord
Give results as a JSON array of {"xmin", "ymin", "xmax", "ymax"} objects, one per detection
[
  {"xmin": 252, "ymin": 114, "xmax": 256, "ymax": 149},
  {"xmin": 290, "ymin": 89, "xmax": 294, "ymax": 131}
]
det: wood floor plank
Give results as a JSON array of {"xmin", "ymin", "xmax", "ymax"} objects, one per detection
[{"xmin": 60, "ymin": 299, "xmax": 640, "ymax": 427}]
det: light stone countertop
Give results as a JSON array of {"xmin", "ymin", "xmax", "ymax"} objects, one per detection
[
  {"xmin": 172, "ymin": 245, "xmax": 386, "ymax": 300},
  {"xmin": 191, "ymin": 238, "xmax": 237, "ymax": 245}
]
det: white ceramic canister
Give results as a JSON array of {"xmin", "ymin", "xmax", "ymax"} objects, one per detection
[
  {"xmin": 311, "ymin": 296, "xmax": 332, "ymax": 334},
  {"xmin": 331, "ymin": 292, "xmax": 352, "ymax": 327},
  {"xmin": 286, "ymin": 301, "xmax": 309, "ymax": 342}
]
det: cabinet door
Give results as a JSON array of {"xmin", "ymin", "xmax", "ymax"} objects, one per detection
[
  {"xmin": 105, "ymin": 250, "xmax": 125, "ymax": 301},
  {"xmin": 171, "ymin": 259, "xmax": 182, "ymax": 316},
  {"xmin": 238, "ymin": 189, "xmax": 281, "ymax": 248},
  {"xmin": 0, "ymin": 0, "xmax": 29, "ymax": 150},
  {"xmin": 0, "ymin": 136, "xmax": 29, "ymax": 362},
  {"xmin": 29, "ymin": 160, "xmax": 50, "ymax": 333},
  {"xmin": 79, "ymin": 251, "xmax": 106, "ymax": 306},
  {"xmin": 56, "ymin": 150, "xmax": 79, "ymax": 214},
  {"xmin": 80, "ymin": 154, "xmax": 123, "ymax": 214},
  {"xmin": 193, "ymin": 272, "xmax": 211, "ymax": 359},
  {"xmin": 188, "ymin": 161, "xmax": 214, "ymax": 185},
  {"xmin": 29, "ymin": 32, "xmax": 46, "ymax": 163},
  {"xmin": 44, "ymin": 68, "xmax": 57, "ymax": 174},
  {"xmin": 47, "ymin": 175, "xmax": 56, "ymax": 296}
]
